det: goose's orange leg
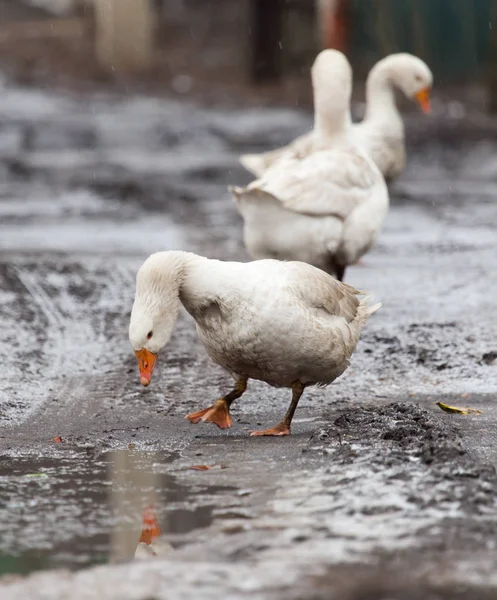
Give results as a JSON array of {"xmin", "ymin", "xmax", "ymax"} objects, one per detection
[
  {"xmin": 185, "ymin": 378, "xmax": 247, "ymax": 430},
  {"xmin": 250, "ymin": 381, "xmax": 305, "ymax": 437}
]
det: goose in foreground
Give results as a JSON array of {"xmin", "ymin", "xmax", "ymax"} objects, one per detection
[
  {"xmin": 129, "ymin": 251, "xmax": 380, "ymax": 436},
  {"xmin": 240, "ymin": 52, "xmax": 432, "ymax": 181},
  {"xmin": 233, "ymin": 49, "xmax": 389, "ymax": 282}
]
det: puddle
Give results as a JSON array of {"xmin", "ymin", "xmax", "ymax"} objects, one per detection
[{"xmin": 0, "ymin": 449, "xmax": 236, "ymax": 576}]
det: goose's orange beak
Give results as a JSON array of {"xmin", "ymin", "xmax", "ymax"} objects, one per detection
[
  {"xmin": 139, "ymin": 506, "xmax": 162, "ymax": 545},
  {"xmin": 415, "ymin": 87, "xmax": 431, "ymax": 114},
  {"xmin": 134, "ymin": 348, "xmax": 157, "ymax": 387}
]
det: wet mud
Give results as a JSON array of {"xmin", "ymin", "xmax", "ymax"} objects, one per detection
[
  {"xmin": 308, "ymin": 403, "xmax": 497, "ymax": 537},
  {"xmin": 0, "ymin": 81, "xmax": 496, "ymax": 597},
  {"xmin": 309, "ymin": 562, "xmax": 497, "ymax": 600},
  {"xmin": 310, "ymin": 402, "xmax": 467, "ymax": 463}
]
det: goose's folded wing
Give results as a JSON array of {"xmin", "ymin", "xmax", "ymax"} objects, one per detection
[
  {"xmin": 250, "ymin": 149, "xmax": 377, "ymax": 219},
  {"xmin": 230, "ymin": 185, "xmax": 283, "ymax": 212},
  {"xmin": 239, "ymin": 150, "xmax": 282, "ymax": 178},
  {"xmin": 290, "ymin": 264, "xmax": 362, "ymax": 323},
  {"xmin": 239, "ymin": 131, "xmax": 314, "ymax": 177}
]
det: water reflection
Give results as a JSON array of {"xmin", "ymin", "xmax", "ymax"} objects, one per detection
[
  {"xmin": 0, "ymin": 448, "xmax": 235, "ymax": 575},
  {"xmin": 107, "ymin": 449, "xmax": 173, "ymax": 562},
  {"xmin": 134, "ymin": 505, "xmax": 173, "ymax": 559}
]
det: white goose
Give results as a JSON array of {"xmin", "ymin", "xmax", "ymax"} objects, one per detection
[
  {"xmin": 232, "ymin": 49, "xmax": 389, "ymax": 282},
  {"xmin": 129, "ymin": 251, "xmax": 380, "ymax": 437},
  {"xmin": 240, "ymin": 52, "xmax": 432, "ymax": 181}
]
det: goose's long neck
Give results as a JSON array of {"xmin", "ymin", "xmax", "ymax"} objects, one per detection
[
  {"xmin": 174, "ymin": 252, "xmax": 228, "ymax": 319},
  {"xmin": 313, "ymin": 89, "xmax": 352, "ymax": 148},
  {"xmin": 139, "ymin": 251, "xmax": 215, "ymax": 327},
  {"xmin": 138, "ymin": 250, "xmax": 202, "ymax": 311},
  {"xmin": 153, "ymin": 251, "xmax": 205, "ymax": 297},
  {"xmin": 364, "ymin": 67, "xmax": 403, "ymax": 134},
  {"xmin": 144, "ymin": 251, "xmax": 193, "ymax": 293}
]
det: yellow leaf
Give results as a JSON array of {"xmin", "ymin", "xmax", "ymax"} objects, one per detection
[{"xmin": 436, "ymin": 402, "xmax": 482, "ymax": 415}]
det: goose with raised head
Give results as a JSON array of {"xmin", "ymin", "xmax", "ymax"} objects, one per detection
[
  {"xmin": 240, "ymin": 52, "xmax": 432, "ymax": 181},
  {"xmin": 129, "ymin": 251, "xmax": 380, "ymax": 437},
  {"xmin": 232, "ymin": 49, "xmax": 389, "ymax": 282}
]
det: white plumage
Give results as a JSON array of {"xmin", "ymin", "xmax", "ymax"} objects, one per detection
[
  {"xmin": 129, "ymin": 251, "xmax": 380, "ymax": 436},
  {"xmin": 233, "ymin": 50, "xmax": 389, "ymax": 282},
  {"xmin": 240, "ymin": 52, "xmax": 432, "ymax": 181}
]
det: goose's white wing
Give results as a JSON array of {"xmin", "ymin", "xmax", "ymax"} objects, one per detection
[
  {"xmin": 286, "ymin": 262, "xmax": 381, "ymax": 346},
  {"xmin": 285, "ymin": 262, "xmax": 363, "ymax": 316},
  {"xmin": 247, "ymin": 147, "xmax": 377, "ymax": 219},
  {"xmin": 239, "ymin": 131, "xmax": 313, "ymax": 177}
]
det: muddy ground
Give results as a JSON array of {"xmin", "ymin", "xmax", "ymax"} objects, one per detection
[{"xmin": 0, "ymin": 80, "xmax": 496, "ymax": 599}]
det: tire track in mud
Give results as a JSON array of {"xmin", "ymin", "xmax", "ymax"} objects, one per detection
[
  {"xmin": 0, "ymin": 264, "xmax": 49, "ymax": 425},
  {"xmin": 52, "ymin": 262, "xmax": 139, "ymax": 438},
  {"xmin": 5, "ymin": 261, "xmax": 136, "ymax": 437},
  {"xmin": 16, "ymin": 268, "xmax": 69, "ymax": 382}
]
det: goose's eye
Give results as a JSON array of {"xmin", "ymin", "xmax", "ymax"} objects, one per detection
[
  {"xmin": 415, "ymin": 74, "xmax": 422, "ymax": 82},
  {"xmin": 147, "ymin": 331, "xmax": 153, "ymax": 340}
]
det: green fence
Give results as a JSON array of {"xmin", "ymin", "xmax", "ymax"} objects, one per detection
[{"xmin": 348, "ymin": 0, "xmax": 495, "ymax": 80}]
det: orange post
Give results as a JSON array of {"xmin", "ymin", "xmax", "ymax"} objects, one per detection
[{"xmin": 317, "ymin": 0, "xmax": 349, "ymax": 52}]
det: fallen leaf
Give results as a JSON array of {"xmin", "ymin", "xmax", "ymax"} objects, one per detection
[
  {"xmin": 51, "ymin": 436, "xmax": 63, "ymax": 443},
  {"xmin": 128, "ymin": 443, "xmax": 136, "ymax": 450},
  {"xmin": 188, "ymin": 464, "xmax": 227, "ymax": 471},
  {"xmin": 25, "ymin": 473, "xmax": 48, "ymax": 479},
  {"xmin": 436, "ymin": 402, "xmax": 482, "ymax": 415}
]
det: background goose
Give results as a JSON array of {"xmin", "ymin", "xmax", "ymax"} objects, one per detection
[
  {"xmin": 233, "ymin": 49, "xmax": 389, "ymax": 282},
  {"xmin": 240, "ymin": 52, "xmax": 432, "ymax": 181},
  {"xmin": 354, "ymin": 53, "xmax": 432, "ymax": 180},
  {"xmin": 129, "ymin": 251, "xmax": 380, "ymax": 437}
]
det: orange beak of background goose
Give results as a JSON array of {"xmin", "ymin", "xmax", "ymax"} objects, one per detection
[
  {"xmin": 415, "ymin": 87, "xmax": 431, "ymax": 114},
  {"xmin": 134, "ymin": 348, "xmax": 157, "ymax": 387}
]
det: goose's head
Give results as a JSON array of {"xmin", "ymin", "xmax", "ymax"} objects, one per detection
[
  {"xmin": 378, "ymin": 53, "xmax": 433, "ymax": 113},
  {"xmin": 129, "ymin": 253, "xmax": 183, "ymax": 387},
  {"xmin": 311, "ymin": 49, "xmax": 353, "ymax": 135},
  {"xmin": 312, "ymin": 49, "xmax": 352, "ymax": 87}
]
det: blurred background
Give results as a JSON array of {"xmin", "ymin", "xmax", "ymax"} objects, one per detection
[{"xmin": 1, "ymin": 0, "xmax": 496, "ymax": 111}]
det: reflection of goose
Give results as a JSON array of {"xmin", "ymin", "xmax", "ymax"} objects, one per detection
[
  {"xmin": 134, "ymin": 505, "xmax": 173, "ymax": 559},
  {"xmin": 240, "ymin": 53, "xmax": 432, "ymax": 181},
  {"xmin": 108, "ymin": 450, "xmax": 172, "ymax": 562}
]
